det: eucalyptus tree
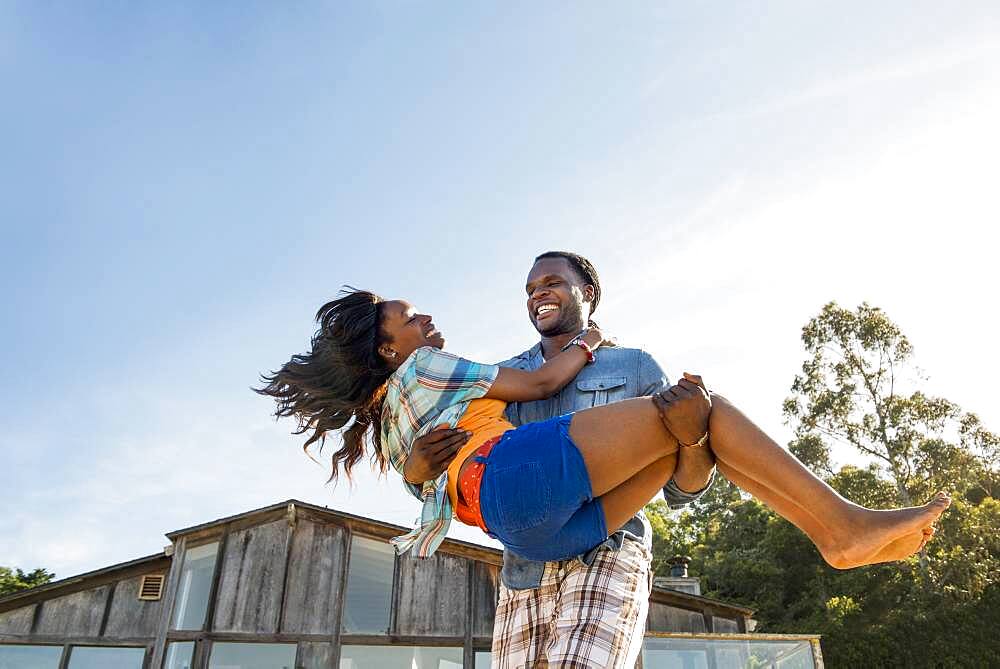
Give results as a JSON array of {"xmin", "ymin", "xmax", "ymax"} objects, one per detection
[{"xmin": 783, "ymin": 301, "xmax": 997, "ymax": 506}]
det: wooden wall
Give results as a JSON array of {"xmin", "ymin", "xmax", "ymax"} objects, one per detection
[
  {"xmin": 0, "ymin": 604, "xmax": 35, "ymax": 635},
  {"xmin": 0, "ymin": 503, "xmax": 753, "ymax": 669},
  {"xmin": 712, "ymin": 617, "xmax": 740, "ymax": 633},
  {"xmin": 281, "ymin": 520, "xmax": 347, "ymax": 635},
  {"xmin": 0, "ymin": 573, "xmax": 167, "ymax": 641},
  {"xmin": 106, "ymin": 576, "xmax": 168, "ymax": 638},
  {"xmin": 647, "ymin": 602, "xmax": 708, "ymax": 633},
  {"xmin": 472, "ymin": 562, "xmax": 500, "ymax": 639},
  {"xmin": 33, "ymin": 586, "xmax": 111, "ymax": 637},
  {"xmin": 194, "ymin": 516, "xmax": 500, "ymax": 641},
  {"xmin": 396, "ymin": 551, "xmax": 469, "ymax": 636},
  {"xmin": 213, "ymin": 520, "xmax": 289, "ymax": 633}
]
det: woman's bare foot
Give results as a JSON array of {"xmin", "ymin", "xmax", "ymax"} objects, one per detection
[
  {"xmin": 819, "ymin": 492, "xmax": 951, "ymax": 569},
  {"xmin": 863, "ymin": 527, "xmax": 936, "ymax": 566}
]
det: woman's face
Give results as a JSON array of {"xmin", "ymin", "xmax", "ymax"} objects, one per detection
[{"xmin": 379, "ymin": 299, "xmax": 445, "ymax": 365}]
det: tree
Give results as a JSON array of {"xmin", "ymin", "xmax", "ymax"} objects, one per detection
[
  {"xmin": 783, "ymin": 301, "xmax": 997, "ymax": 507},
  {"xmin": 646, "ymin": 302, "xmax": 1000, "ymax": 667},
  {"xmin": 0, "ymin": 566, "xmax": 54, "ymax": 597}
]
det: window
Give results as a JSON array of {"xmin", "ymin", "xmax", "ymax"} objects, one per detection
[
  {"xmin": 338, "ymin": 646, "xmax": 463, "ymax": 668},
  {"xmin": 163, "ymin": 641, "xmax": 195, "ymax": 669},
  {"xmin": 341, "ymin": 536, "xmax": 395, "ymax": 633},
  {"xmin": 642, "ymin": 636, "xmax": 819, "ymax": 669},
  {"xmin": 172, "ymin": 541, "xmax": 219, "ymax": 630},
  {"xmin": 0, "ymin": 644, "xmax": 62, "ymax": 669},
  {"xmin": 474, "ymin": 651, "xmax": 492, "ymax": 669},
  {"xmin": 207, "ymin": 643, "xmax": 295, "ymax": 669},
  {"xmin": 66, "ymin": 646, "xmax": 146, "ymax": 669}
]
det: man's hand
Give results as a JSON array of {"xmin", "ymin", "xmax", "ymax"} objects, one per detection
[
  {"xmin": 651, "ymin": 372, "xmax": 712, "ymax": 446},
  {"xmin": 403, "ymin": 424, "xmax": 471, "ymax": 485}
]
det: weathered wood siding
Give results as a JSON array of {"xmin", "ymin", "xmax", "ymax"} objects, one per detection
[
  {"xmin": 0, "ymin": 605, "xmax": 35, "ymax": 635},
  {"xmin": 281, "ymin": 520, "xmax": 347, "ymax": 635},
  {"xmin": 103, "ymin": 575, "xmax": 166, "ymax": 638},
  {"xmin": 34, "ymin": 586, "xmax": 111, "ymax": 636},
  {"xmin": 647, "ymin": 603, "xmax": 707, "ymax": 633},
  {"xmin": 297, "ymin": 641, "xmax": 334, "ymax": 669},
  {"xmin": 396, "ymin": 552, "xmax": 469, "ymax": 636},
  {"xmin": 213, "ymin": 520, "xmax": 289, "ymax": 633},
  {"xmin": 472, "ymin": 562, "xmax": 499, "ymax": 639},
  {"xmin": 712, "ymin": 617, "xmax": 740, "ymax": 633},
  {"xmin": 0, "ymin": 501, "xmax": 761, "ymax": 665}
]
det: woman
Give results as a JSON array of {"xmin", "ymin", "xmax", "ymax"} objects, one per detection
[{"xmin": 257, "ymin": 289, "xmax": 948, "ymax": 567}]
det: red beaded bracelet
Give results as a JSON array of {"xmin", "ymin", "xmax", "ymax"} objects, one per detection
[{"xmin": 573, "ymin": 339, "xmax": 596, "ymax": 363}]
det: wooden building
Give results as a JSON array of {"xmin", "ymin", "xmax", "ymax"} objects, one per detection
[{"xmin": 0, "ymin": 499, "xmax": 823, "ymax": 668}]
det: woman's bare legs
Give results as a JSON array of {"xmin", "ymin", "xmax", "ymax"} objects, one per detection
[
  {"xmin": 721, "ymin": 463, "xmax": 938, "ymax": 566},
  {"xmin": 707, "ymin": 395, "xmax": 949, "ymax": 567},
  {"xmin": 566, "ymin": 396, "xmax": 950, "ymax": 568},
  {"xmin": 567, "ymin": 398, "xmax": 681, "ymax": 496},
  {"xmin": 599, "ymin": 454, "xmax": 677, "ymax": 532}
]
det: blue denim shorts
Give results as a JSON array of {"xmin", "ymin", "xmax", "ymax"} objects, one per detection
[{"xmin": 478, "ymin": 414, "xmax": 608, "ymax": 562}]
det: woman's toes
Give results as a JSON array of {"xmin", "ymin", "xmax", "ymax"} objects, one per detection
[{"xmin": 924, "ymin": 493, "xmax": 952, "ymax": 518}]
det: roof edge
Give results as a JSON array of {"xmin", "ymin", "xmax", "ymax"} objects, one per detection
[
  {"xmin": 0, "ymin": 552, "xmax": 169, "ymax": 611},
  {"xmin": 163, "ymin": 498, "xmax": 506, "ymax": 561}
]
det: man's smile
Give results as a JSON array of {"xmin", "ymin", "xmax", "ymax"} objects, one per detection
[{"xmin": 535, "ymin": 303, "xmax": 559, "ymax": 321}]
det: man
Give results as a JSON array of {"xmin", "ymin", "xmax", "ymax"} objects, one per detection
[{"xmin": 405, "ymin": 251, "xmax": 716, "ymax": 668}]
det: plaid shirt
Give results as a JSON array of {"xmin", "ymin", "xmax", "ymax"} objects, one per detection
[{"xmin": 380, "ymin": 346, "xmax": 499, "ymax": 557}]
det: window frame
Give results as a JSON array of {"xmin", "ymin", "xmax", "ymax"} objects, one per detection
[
  {"xmin": 339, "ymin": 532, "xmax": 400, "ymax": 636},
  {"xmin": 0, "ymin": 642, "xmax": 65, "ymax": 669},
  {"xmin": 64, "ymin": 644, "xmax": 148, "ymax": 669},
  {"xmin": 204, "ymin": 640, "xmax": 298, "ymax": 669},
  {"xmin": 169, "ymin": 538, "xmax": 222, "ymax": 632}
]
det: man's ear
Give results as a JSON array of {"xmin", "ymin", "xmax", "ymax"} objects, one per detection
[
  {"xmin": 378, "ymin": 344, "xmax": 397, "ymax": 360},
  {"xmin": 583, "ymin": 284, "xmax": 596, "ymax": 303}
]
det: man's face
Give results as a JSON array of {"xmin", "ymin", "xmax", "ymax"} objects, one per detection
[{"xmin": 524, "ymin": 257, "xmax": 594, "ymax": 336}]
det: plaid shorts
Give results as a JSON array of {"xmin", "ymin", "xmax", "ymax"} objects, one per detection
[{"xmin": 491, "ymin": 538, "xmax": 652, "ymax": 669}]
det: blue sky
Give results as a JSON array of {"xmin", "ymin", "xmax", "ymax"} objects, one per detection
[{"xmin": 2, "ymin": 2, "xmax": 998, "ymax": 577}]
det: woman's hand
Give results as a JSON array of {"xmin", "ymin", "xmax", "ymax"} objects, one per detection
[
  {"xmin": 403, "ymin": 424, "xmax": 471, "ymax": 485},
  {"xmin": 582, "ymin": 326, "xmax": 606, "ymax": 350}
]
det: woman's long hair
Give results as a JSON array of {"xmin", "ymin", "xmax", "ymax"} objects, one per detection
[{"xmin": 256, "ymin": 288, "xmax": 394, "ymax": 482}]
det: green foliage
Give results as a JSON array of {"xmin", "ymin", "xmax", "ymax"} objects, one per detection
[
  {"xmin": 783, "ymin": 301, "xmax": 996, "ymax": 506},
  {"xmin": 647, "ymin": 302, "xmax": 1000, "ymax": 668},
  {"xmin": 0, "ymin": 566, "xmax": 54, "ymax": 597}
]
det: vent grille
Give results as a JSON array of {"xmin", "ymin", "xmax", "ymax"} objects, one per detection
[{"xmin": 138, "ymin": 574, "xmax": 165, "ymax": 601}]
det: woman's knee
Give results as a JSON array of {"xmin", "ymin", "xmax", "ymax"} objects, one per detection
[{"xmin": 709, "ymin": 391, "xmax": 730, "ymax": 405}]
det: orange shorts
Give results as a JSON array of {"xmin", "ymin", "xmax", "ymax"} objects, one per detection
[{"xmin": 454, "ymin": 435, "xmax": 502, "ymax": 533}]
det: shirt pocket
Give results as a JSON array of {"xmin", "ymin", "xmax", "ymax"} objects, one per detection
[{"xmin": 575, "ymin": 376, "xmax": 628, "ymax": 408}]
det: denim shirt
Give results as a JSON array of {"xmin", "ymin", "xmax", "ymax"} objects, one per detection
[
  {"xmin": 496, "ymin": 342, "xmax": 713, "ymax": 589},
  {"xmin": 401, "ymin": 342, "xmax": 714, "ymax": 588}
]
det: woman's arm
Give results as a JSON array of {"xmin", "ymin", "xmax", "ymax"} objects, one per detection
[{"xmin": 484, "ymin": 329, "xmax": 605, "ymax": 402}]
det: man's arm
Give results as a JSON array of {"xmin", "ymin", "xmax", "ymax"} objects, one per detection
[
  {"xmin": 638, "ymin": 353, "xmax": 716, "ymax": 507},
  {"xmin": 401, "ymin": 425, "xmax": 471, "ymax": 498}
]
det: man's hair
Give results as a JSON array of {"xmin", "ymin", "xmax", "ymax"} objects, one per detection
[{"xmin": 534, "ymin": 251, "xmax": 601, "ymax": 316}]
